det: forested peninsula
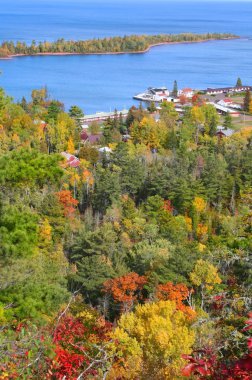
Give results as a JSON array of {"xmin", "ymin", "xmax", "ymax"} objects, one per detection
[{"xmin": 0, "ymin": 33, "xmax": 238, "ymax": 58}]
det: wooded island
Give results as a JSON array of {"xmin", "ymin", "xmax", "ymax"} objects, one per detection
[{"xmin": 0, "ymin": 33, "xmax": 238, "ymax": 58}]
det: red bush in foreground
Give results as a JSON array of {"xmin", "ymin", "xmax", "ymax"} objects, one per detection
[{"xmin": 182, "ymin": 313, "xmax": 252, "ymax": 379}]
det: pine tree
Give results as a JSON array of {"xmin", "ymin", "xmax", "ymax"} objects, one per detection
[
  {"xmin": 236, "ymin": 77, "xmax": 242, "ymax": 87},
  {"xmin": 243, "ymin": 90, "xmax": 251, "ymax": 112},
  {"xmin": 172, "ymin": 80, "xmax": 178, "ymax": 97},
  {"xmin": 223, "ymin": 113, "xmax": 233, "ymax": 130},
  {"xmin": 147, "ymin": 101, "xmax": 157, "ymax": 113},
  {"xmin": 20, "ymin": 96, "xmax": 29, "ymax": 112},
  {"xmin": 69, "ymin": 105, "xmax": 84, "ymax": 119}
]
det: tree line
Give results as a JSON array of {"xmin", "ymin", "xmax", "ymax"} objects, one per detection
[{"xmin": 0, "ymin": 33, "xmax": 237, "ymax": 57}]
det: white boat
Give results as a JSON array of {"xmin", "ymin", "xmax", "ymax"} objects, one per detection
[{"xmin": 133, "ymin": 87, "xmax": 170, "ymax": 102}]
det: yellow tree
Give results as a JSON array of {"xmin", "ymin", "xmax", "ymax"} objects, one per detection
[
  {"xmin": 67, "ymin": 137, "xmax": 75, "ymax": 154},
  {"xmin": 192, "ymin": 196, "xmax": 208, "ymax": 240},
  {"xmin": 160, "ymin": 101, "xmax": 179, "ymax": 129},
  {"xmin": 190, "ymin": 106, "xmax": 205, "ymax": 144},
  {"xmin": 190, "ymin": 259, "xmax": 222, "ymax": 308},
  {"xmin": 193, "ymin": 196, "xmax": 207, "ymax": 213},
  {"xmin": 249, "ymin": 99, "xmax": 252, "ymax": 114},
  {"xmin": 47, "ymin": 113, "xmax": 77, "ymax": 152},
  {"xmin": 130, "ymin": 117, "xmax": 167, "ymax": 149},
  {"xmin": 39, "ymin": 218, "xmax": 52, "ymax": 248},
  {"xmin": 112, "ymin": 300, "xmax": 195, "ymax": 379}
]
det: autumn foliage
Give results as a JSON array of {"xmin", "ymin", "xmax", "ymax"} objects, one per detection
[
  {"xmin": 103, "ymin": 272, "xmax": 147, "ymax": 313},
  {"xmin": 156, "ymin": 282, "xmax": 196, "ymax": 318},
  {"xmin": 48, "ymin": 313, "xmax": 113, "ymax": 380},
  {"xmin": 56, "ymin": 190, "xmax": 79, "ymax": 216},
  {"xmin": 182, "ymin": 312, "xmax": 252, "ymax": 379}
]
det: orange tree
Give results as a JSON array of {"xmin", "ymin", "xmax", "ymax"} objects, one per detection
[
  {"xmin": 103, "ymin": 272, "xmax": 147, "ymax": 314},
  {"xmin": 156, "ymin": 282, "xmax": 196, "ymax": 319}
]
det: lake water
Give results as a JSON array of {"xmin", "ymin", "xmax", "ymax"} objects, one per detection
[{"xmin": 0, "ymin": 0, "xmax": 252, "ymax": 113}]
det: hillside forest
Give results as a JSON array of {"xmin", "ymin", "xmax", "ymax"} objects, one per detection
[{"xmin": 0, "ymin": 87, "xmax": 251, "ymax": 379}]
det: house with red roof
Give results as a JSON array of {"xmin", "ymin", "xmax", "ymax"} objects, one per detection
[
  {"xmin": 178, "ymin": 88, "xmax": 194, "ymax": 98},
  {"xmin": 61, "ymin": 152, "xmax": 80, "ymax": 168},
  {"xmin": 218, "ymin": 98, "xmax": 242, "ymax": 110}
]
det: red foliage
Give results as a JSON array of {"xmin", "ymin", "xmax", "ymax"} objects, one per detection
[
  {"xmin": 243, "ymin": 313, "xmax": 252, "ymax": 332},
  {"xmin": 192, "ymin": 94, "xmax": 205, "ymax": 106},
  {"xmin": 52, "ymin": 347, "xmax": 87, "ymax": 379},
  {"xmin": 182, "ymin": 350, "xmax": 214, "ymax": 377},
  {"xmin": 56, "ymin": 190, "xmax": 79, "ymax": 217},
  {"xmin": 53, "ymin": 316, "xmax": 87, "ymax": 344},
  {"xmin": 179, "ymin": 94, "xmax": 188, "ymax": 105},
  {"xmin": 163, "ymin": 200, "xmax": 174, "ymax": 214},
  {"xmin": 192, "ymin": 94, "xmax": 200, "ymax": 105},
  {"xmin": 211, "ymin": 294, "xmax": 225, "ymax": 311},
  {"xmin": 48, "ymin": 314, "xmax": 112, "ymax": 379},
  {"xmin": 248, "ymin": 338, "xmax": 252, "ymax": 351},
  {"xmin": 182, "ymin": 312, "xmax": 252, "ymax": 379},
  {"xmin": 103, "ymin": 272, "xmax": 147, "ymax": 313}
]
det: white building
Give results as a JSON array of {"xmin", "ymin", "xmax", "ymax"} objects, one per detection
[{"xmin": 178, "ymin": 88, "xmax": 194, "ymax": 98}]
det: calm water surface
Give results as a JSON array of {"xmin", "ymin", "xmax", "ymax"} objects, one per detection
[{"xmin": 0, "ymin": 0, "xmax": 252, "ymax": 112}]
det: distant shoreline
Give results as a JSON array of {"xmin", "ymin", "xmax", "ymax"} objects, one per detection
[{"xmin": 0, "ymin": 37, "xmax": 239, "ymax": 60}]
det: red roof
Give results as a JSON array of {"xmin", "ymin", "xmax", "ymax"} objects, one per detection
[
  {"xmin": 69, "ymin": 158, "xmax": 80, "ymax": 168},
  {"xmin": 80, "ymin": 130, "xmax": 88, "ymax": 141},
  {"xmin": 61, "ymin": 152, "xmax": 80, "ymax": 168}
]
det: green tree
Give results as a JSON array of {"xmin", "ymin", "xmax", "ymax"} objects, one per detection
[
  {"xmin": 19, "ymin": 96, "xmax": 29, "ymax": 112},
  {"xmin": 190, "ymin": 259, "xmax": 222, "ymax": 308},
  {"xmin": 0, "ymin": 204, "xmax": 39, "ymax": 259},
  {"xmin": 202, "ymin": 104, "xmax": 219, "ymax": 136},
  {"xmin": 79, "ymin": 145, "xmax": 99, "ymax": 164},
  {"xmin": 235, "ymin": 77, "xmax": 242, "ymax": 87},
  {"xmin": 0, "ymin": 149, "xmax": 63, "ymax": 189},
  {"xmin": 112, "ymin": 143, "xmax": 146, "ymax": 196},
  {"xmin": 0, "ymin": 246, "xmax": 69, "ymax": 321},
  {"xmin": 68, "ymin": 223, "xmax": 126, "ymax": 300},
  {"xmin": 223, "ymin": 112, "xmax": 233, "ymax": 130},
  {"xmin": 69, "ymin": 105, "xmax": 84, "ymax": 128},
  {"xmin": 147, "ymin": 101, "xmax": 157, "ymax": 113},
  {"xmin": 172, "ymin": 80, "xmax": 178, "ymax": 97},
  {"xmin": 46, "ymin": 100, "xmax": 64, "ymax": 122},
  {"xmin": 69, "ymin": 105, "xmax": 84, "ymax": 119},
  {"xmin": 92, "ymin": 165, "xmax": 121, "ymax": 213},
  {"xmin": 31, "ymin": 87, "xmax": 48, "ymax": 105},
  {"xmin": 243, "ymin": 90, "xmax": 251, "ymax": 112},
  {"xmin": 129, "ymin": 239, "xmax": 174, "ymax": 276}
]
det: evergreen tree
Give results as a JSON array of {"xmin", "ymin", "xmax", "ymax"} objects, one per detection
[
  {"xmin": 243, "ymin": 90, "xmax": 251, "ymax": 112},
  {"xmin": 20, "ymin": 96, "xmax": 29, "ymax": 112},
  {"xmin": 69, "ymin": 105, "xmax": 84, "ymax": 119},
  {"xmin": 112, "ymin": 143, "xmax": 146, "ymax": 196},
  {"xmin": 125, "ymin": 106, "xmax": 136, "ymax": 128},
  {"xmin": 235, "ymin": 77, "xmax": 242, "ymax": 87},
  {"xmin": 223, "ymin": 112, "xmax": 233, "ymax": 130},
  {"xmin": 147, "ymin": 101, "xmax": 157, "ymax": 113},
  {"xmin": 46, "ymin": 101, "xmax": 63, "ymax": 122},
  {"xmin": 92, "ymin": 165, "xmax": 121, "ymax": 213},
  {"xmin": 172, "ymin": 80, "xmax": 178, "ymax": 97}
]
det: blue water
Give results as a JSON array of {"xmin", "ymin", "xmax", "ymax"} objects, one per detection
[{"xmin": 0, "ymin": 0, "xmax": 252, "ymax": 113}]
